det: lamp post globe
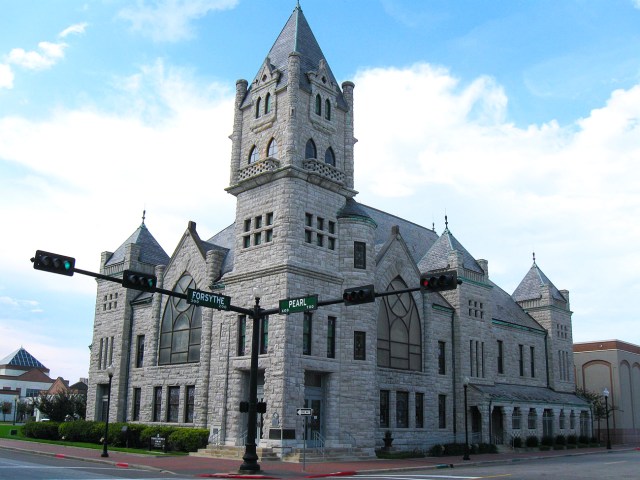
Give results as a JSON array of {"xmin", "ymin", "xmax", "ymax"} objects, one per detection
[{"xmin": 101, "ymin": 365, "xmax": 114, "ymax": 458}]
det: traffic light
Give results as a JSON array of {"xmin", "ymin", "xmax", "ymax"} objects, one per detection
[
  {"xmin": 343, "ymin": 284, "xmax": 375, "ymax": 305},
  {"xmin": 420, "ymin": 270, "xmax": 461, "ymax": 292},
  {"xmin": 31, "ymin": 250, "xmax": 75, "ymax": 276},
  {"xmin": 122, "ymin": 270, "xmax": 157, "ymax": 292}
]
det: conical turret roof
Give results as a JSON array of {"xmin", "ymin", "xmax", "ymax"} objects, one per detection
[
  {"xmin": 418, "ymin": 226, "xmax": 484, "ymax": 274},
  {"xmin": 513, "ymin": 259, "xmax": 567, "ymax": 302},
  {"xmin": 105, "ymin": 220, "xmax": 169, "ymax": 267}
]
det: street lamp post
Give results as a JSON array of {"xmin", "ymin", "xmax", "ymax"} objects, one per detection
[
  {"xmin": 463, "ymin": 376, "xmax": 470, "ymax": 461},
  {"xmin": 603, "ymin": 388, "xmax": 611, "ymax": 450},
  {"xmin": 101, "ymin": 365, "xmax": 114, "ymax": 458},
  {"xmin": 239, "ymin": 288, "xmax": 263, "ymax": 473}
]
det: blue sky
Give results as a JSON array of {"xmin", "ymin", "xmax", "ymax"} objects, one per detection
[{"xmin": 1, "ymin": 0, "xmax": 639, "ymax": 383}]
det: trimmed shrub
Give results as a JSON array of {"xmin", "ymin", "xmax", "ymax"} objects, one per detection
[
  {"xmin": 525, "ymin": 436, "xmax": 539, "ymax": 448},
  {"xmin": 477, "ymin": 443, "xmax": 497, "ymax": 454},
  {"xmin": 512, "ymin": 436, "xmax": 523, "ymax": 448},
  {"xmin": 578, "ymin": 435, "xmax": 590, "ymax": 445},
  {"xmin": 541, "ymin": 435, "xmax": 554, "ymax": 447},
  {"xmin": 428, "ymin": 444, "xmax": 445, "ymax": 457},
  {"xmin": 567, "ymin": 434, "xmax": 578, "ymax": 445},
  {"xmin": 167, "ymin": 428, "xmax": 209, "ymax": 453},
  {"xmin": 555, "ymin": 435, "xmax": 566, "ymax": 446},
  {"xmin": 23, "ymin": 421, "xmax": 60, "ymax": 440},
  {"xmin": 140, "ymin": 426, "xmax": 179, "ymax": 450},
  {"xmin": 59, "ymin": 420, "xmax": 101, "ymax": 443}
]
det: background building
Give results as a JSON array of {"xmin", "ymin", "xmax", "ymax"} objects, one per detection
[
  {"xmin": 574, "ymin": 340, "xmax": 640, "ymax": 444},
  {"xmin": 86, "ymin": 5, "xmax": 589, "ymax": 458}
]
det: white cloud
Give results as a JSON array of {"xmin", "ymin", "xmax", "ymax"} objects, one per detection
[
  {"xmin": 59, "ymin": 23, "xmax": 88, "ymax": 38},
  {"xmin": 7, "ymin": 41, "xmax": 67, "ymax": 70},
  {"xmin": 118, "ymin": 0, "xmax": 239, "ymax": 42},
  {"xmin": 633, "ymin": 0, "xmax": 640, "ymax": 10},
  {"xmin": 0, "ymin": 63, "xmax": 13, "ymax": 89}
]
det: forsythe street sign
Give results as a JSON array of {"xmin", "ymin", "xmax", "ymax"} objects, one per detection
[
  {"xmin": 187, "ymin": 288, "xmax": 230, "ymax": 311},
  {"xmin": 279, "ymin": 295, "xmax": 318, "ymax": 315}
]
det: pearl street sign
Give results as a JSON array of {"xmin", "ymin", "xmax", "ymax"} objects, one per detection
[
  {"xmin": 187, "ymin": 288, "xmax": 231, "ymax": 311},
  {"xmin": 279, "ymin": 295, "xmax": 318, "ymax": 315}
]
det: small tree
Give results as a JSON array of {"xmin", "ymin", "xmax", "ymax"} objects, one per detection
[
  {"xmin": 17, "ymin": 399, "xmax": 34, "ymax": 422},
  {"xmin": 35, "ymin": 390, "xmax": 87, "ymax": 422},
  {"xmin": 576, "ymin": 387, "xmax": 617, "ymax": 442},
  {"xmin": 1, "ymin": 402, "xmax": 11, "ymax": 421}
]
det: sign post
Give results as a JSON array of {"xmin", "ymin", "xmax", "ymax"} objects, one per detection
[{"xmin": 297, "ymin": 407, "xmax": 313, "ymax": 470}]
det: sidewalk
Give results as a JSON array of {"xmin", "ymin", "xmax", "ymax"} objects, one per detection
[{"xmin": 0, "ymin": 437, "xmax": 637, "ymax": 478}]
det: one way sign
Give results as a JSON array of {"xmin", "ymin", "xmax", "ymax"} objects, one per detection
[{"xmin": 296, "ymin": 408, "xmax": 312, "ymax": 416}]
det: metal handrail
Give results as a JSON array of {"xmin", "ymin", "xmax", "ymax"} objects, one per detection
[
  {"xmin": 312, "ymin": 431, "xmax": 325, "ymax": 457},
  {"xmin": 343, "ymin": 431, "xmax": 356, "ymax": 453}
]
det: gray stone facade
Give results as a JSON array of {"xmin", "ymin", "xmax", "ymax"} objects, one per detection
[{"xmin": 86, "ymin": 5, "xmax": 591, "ymax": 458}]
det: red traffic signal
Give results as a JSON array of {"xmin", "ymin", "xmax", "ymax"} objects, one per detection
[
  {"xmin": 420, "ymin": 270, "xmax": 461, "ymax": 292},
  {"xmin": 122, "ymin": 270, "xmax": 157, "ymax": 292},
  {"xmin": 343, "ymin": 284, "xmax": 375, "ymax": 305},
  {"xmin": 31, "ymin": 250, "xmax": 75, "ymax": 276}
]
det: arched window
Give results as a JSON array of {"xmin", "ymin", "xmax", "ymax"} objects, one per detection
[
  {"xmin": 315, "ymin": 94, "xmax": 322, "ymax": 116},
  {"xmin": 159, "ymin": 274, "xmax": 202, "ymax": 365},
  {"xmin": 325, "ymin": 99, "xmax": 331, "ymax": 120},
  {"xmin": 267, "ymin": 138, "xmax": 278, "ymax": 158},
  {"xmin": 264, "ymin": 93, "xmax": 271, "ymax": 114},
  {"xmin": 324, "ymin": 147, "xmax": 335, "ymax": 166},
  {"xmin": 305, "ymin": 139, "xmax": 317, "ymax": 159},
  {"xmin": 255, "ymin": 97, "xmax": 261, "ymax": 118},
  {"xmin": 377, "ymin": 276, "xmax": 422, "ymax": 371},
  {"xmin": 248, "ymin": 145, "xmax": 258, "ymax": 164}
]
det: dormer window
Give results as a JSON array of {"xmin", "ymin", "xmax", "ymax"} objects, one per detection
[
  {"xmin": 265, "ymin": 93, "xmax": 272, "ymax": 114},
  {"xmin": 315, "ymin": 94, "xmax": 322, "ymax": 116},
  {"xmin": 267, "ymin": 138, "xmax": 278, "ymax": 158},
  {"xmin": 325, "ymin": 99, "xmax": 331, "ymax": 120},
  {"xmin": 324, "ymin": 147, "xmax": 335, "ymax": 166},
  {"xmin": 305, "ymin": 139, "xmax": 317, "ymax": 159},
  {"xmin": 255, "ymin": 97, "xmax": 261, "ymax": 118},
  {"xmin": 248, "ymin": 145, "xmax": 258, "ymax": 164}
]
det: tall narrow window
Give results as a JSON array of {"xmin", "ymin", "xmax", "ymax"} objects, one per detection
[
  {"xmin": 415, "ymin": 392, "xmax": 424, "ymax": 428},
  {"xmin": 259, "ymin": 317, "xmax": 269, "ymax": 354},
  {"xmin": 380, "ymin": 390, "xmax": 390, "ymax": 428},
  {"xmin": 305, "ymin": 139, "xmax": 317, "ymax": 159},
  {"xmin": 315, "ymin": 94, "xmax": 322, "ymax": 115},
  {"xmin": 354, "ymin": 331, "xmax": 366, "ymax": 360},
  {"xmin": 237, "ymin": 316, "xmax": 246, "ymax": 356},
  {"xmin": 512, "ymin": 407, "xmax": 521, "ymax": 430},
  {"xmin": 303, "ymin": 313, "xmax": 312, "ymax": 355},
  {"xmin": 438, "ymin": 394, "xmax": 446, "ymax": 428},
  {"xmin": 325, "ymin": 99, "xmax": 331, "ymax": 120},
  {"xmin": 324, "ymin": 147, "xmax": 335, "ymax": 166},
  {"xmin": 267, "ymin": 138, "xmax": 278, "ymax": 158},
  {"xmin": 354, "ymin": 241, "xmax": 366, "ymax": 269},
  {"xmin": 167, "ymin": 386, "xmax": 180, "ymax": 422},
  {"xmin": 438, "ymin": 341, "xmax": 446, "ymax": 374},
  {"xmin": 327, "ymin": 317, "xmax": 336, "ymax": 358},
  {"xmin": 153, "ymin": 387, "xmax": 162, "ymax": 422},
  {"xmin": 255, "ymin": 97, "xmax": 261, "ymax": 118},
  {"xmin": 497, "ymin": 340, "xmax": 504, "ymax": 374},
  {"xmin": 135, "ymin": 335, "xmax": 145, "ymax": 368},
  {"xmin": 530, "ymin": 346, "xmax": 535, "ymax": 378},
  {"xmin": 264, "ymin": 93, "xmax": 271, "ymax": 114},
  {"xmin": 249, "ymin": 145, "xmax": 258, "ymax": 164},
  {"xmin": 519, "ymin": 344, "xmax": 524, "ymax": 376},
  {"xmin": 184, "ymin": 385, "xmax": 195, "ymax": 423},
  {"xmin": 528, "ymin": 408, "xmax": 537, "ymax": 429},
  {"xmin": 396, "ymin": 391, "xmax": 409, "ymax": 428},
  {"xmin": 132, "ymin": 388, "xmax": 141, "ymax": 421}
]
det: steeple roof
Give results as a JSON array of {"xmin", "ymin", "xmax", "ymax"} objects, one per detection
[
  {"xmin": 244, "ymin": 5, "xmax": 347, "ymax": 109},
  {"xmin": 418, "ymin": 225, "xmax": 484, "ymax": 274},
  {"xmin": 105, "ymin": 219, "xmax": 169, "ymax": 267},
  {"xmin": 513, "ymin": 257, "xmax": 567, "ymax": 302},
  {"xmin": 0, "ymin": 347, "xmax": 47, "ymax": 370}
]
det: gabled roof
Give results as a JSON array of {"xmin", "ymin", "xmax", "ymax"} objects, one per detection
[
  {"xmin": 417, "ymin": 227, "xmax": 484, "ymax": 274},
  {"xmin": 0, "ymin": 347, "xmax": 47, "ymax": 370},
  {"xmin": 490, "ymin": 281, "xmax": 544, "ymax": 332},
  {"xmin": 105, "ymin": 222, "xmax": 169, "ymax": 267},
  {"xmin": 513, "ymin": 260, "xmax": 567, "ymax": 302},
  {"xmin": 243, "ymin": 5, "xmax": 347, "ymax": 109}
]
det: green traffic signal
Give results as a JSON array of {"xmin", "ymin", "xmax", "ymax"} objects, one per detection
[{"xmin": 32, "ymin": 250, "xmax": 75, "ymax": 276}]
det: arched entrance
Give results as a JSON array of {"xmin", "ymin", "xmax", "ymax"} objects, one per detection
[
  {"xmin": 471, "ymin": 406, "xmax": 482, "ymax": 444},
  {"xmin": 491, "ymin": 407, "xmax": 505, "ymax": 444}
]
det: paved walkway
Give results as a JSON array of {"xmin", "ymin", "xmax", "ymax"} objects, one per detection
[{"xmin": 0, "ymin": 438, "xmax": 637, "ymax": 478}]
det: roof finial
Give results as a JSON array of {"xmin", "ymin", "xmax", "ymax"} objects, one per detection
[
  {"xmin": 444, "ymin": 214, "xmax": 449, "ymax": 231},
  {"xmin": 432, "ymin": 222, "xmax": 435, "ymax": 232},
  {"xmin": 142, "ymin": 209, "xmax": 146, "ymax": 226},
  {"xmin": 532, "ymin": 251, "xmax": 536, "ymax": 265}
]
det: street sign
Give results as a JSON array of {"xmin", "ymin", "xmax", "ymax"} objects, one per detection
[
  {"xmin": 187, "ymin": 288, "xmax": 230, "ymax": 311},
  {"xmin": 296, "ymin": 408, "xmax": 313, "ymax": 416},
  {"xmin": 279, "ymin": 295, "xmax": 318, "ymax": 315}
]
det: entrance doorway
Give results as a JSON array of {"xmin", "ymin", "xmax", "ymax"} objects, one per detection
[
  {"xmin": 304, "ymin": 371, "xmax": 325, "ymax": 447},
  {"xmin": 491, "ymin": 407, "xmax": 504, "ymax": 444}
]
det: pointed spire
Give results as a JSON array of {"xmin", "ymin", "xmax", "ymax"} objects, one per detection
[
  {"xmin": 141, "ymin": 209, "xmax": 146, "ymax": 227},
  {"xmin": 532, "ymin": 251, "xmax": 536, "ymax": 265},
  {"xmin": 444, "ymin": 214, "xmax": 449, "ymax": 231}
]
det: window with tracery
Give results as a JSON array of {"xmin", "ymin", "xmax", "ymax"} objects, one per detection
[
  {"xmin": 377, "ymin": 276, "xmax": 422, "ymax": 371},
  {"xmin": 267, "ymin": 138, "xmax": 278, "ymax": 158},
  {"xmin": 159, "ymin": 274, "xmax": 202, "ymax": 365},
  {"xmin": 248, "ymin": 145, "xmax": 258, "ymax": 164}
]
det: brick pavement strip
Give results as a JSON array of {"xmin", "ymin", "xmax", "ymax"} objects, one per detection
[{"xmin": 0, "ymin": 438, "xmax": 636, "ymax": 478}]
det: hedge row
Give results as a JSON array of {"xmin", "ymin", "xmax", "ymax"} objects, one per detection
[{"xmin": 22, "ymin": 420, "xmax": 209, "ymax": 452}]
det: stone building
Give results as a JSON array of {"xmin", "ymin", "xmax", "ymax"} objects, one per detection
[
  {"xmin": 86, "ymin": 5, "xmax": 590, "ymax": 457},
  {"xmin": 574, "ymin": 340, "xmax": 640, "ymax": 444}
]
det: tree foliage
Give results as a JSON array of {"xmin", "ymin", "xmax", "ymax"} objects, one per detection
[{"xmin": 35, "ymin": 391, "xmax": 86, "ymax": 422}]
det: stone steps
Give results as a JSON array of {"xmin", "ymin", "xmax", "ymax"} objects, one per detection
[{"xmin": 191, "ymin": 445, "xmax": 374, "ymax": 463}]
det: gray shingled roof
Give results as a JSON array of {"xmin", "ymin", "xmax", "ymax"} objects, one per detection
[
  {"xmin": 417, "ymin": 228, "xmax": 484, "ymax": 274},
  {"xmin": 206, "ymin": 223, "xmax": 235, "ymax": 276},
  {"xmin": 0, "ymin": 347, "xmax": 46, "ymax": 369},
  {"xmin": 490, "ymin": 281, "xmax": 545, "ymax": 331},
  {"xmin": 471, "ymin": 383, "xmax": 589, "ymax": 407},
  {"xmin": 513, "ymin": 261, "xmax": 567, "ymax": 302},
  {"xmin": 105, "ymin": 223, "xmax": 170, "ymax": 267},
  {"xmin": 242, "ymin": 5, "xmax": 348, "ymax": 110}
]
